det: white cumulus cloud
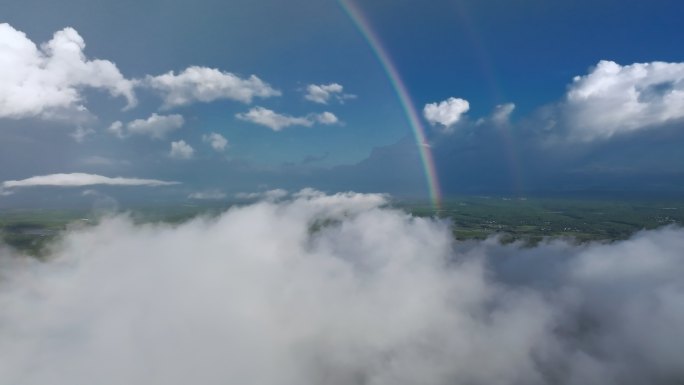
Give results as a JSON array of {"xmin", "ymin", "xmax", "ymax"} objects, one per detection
[
  {"xmin": 0, "ymin": 191, "xmax": 683, "ymax": 384},
  {"xmin": 236, "ymin": 107, "xmax": 339, "ymax": 131},
  {"xmin": 423, "ymin": 97, "xmax": 470, "ymax": 130},
  {"xmin": 304, "ymin": 83, "xmax": 355, "ymax": 104},
  {"xmin": 169, "ymin": 140, "xmax": 194, "ymax": 159},
  {"xmin": 109, "ymin": 113, "xmax": 184, "ymax": 139},
  {"xmin": 563, "ymin": 60, "xmax": 684, "ymax": 141},
  {"xmin": 0, "ymin": 23, "xmax": 135, "ymax": 119},
  {"xmin": 144, "ymin": 66, "xmax": 281, "ymax": 108},
  {"xmin": 315, "ymin": 111, "xmax": 339, "ymax": 125},
  {"xmin": 202, "ymin": 132, "xmax": 228, "ymax": 152}
]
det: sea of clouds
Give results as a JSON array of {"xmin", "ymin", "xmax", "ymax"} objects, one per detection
[{"xmin": 1, "ymin": 190, "xmax": 683, "ymax": 385}]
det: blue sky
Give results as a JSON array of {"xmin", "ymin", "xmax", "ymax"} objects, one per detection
[{"xmin": 1, "ymin": 0, "xmax": 684, "ymax": 205}]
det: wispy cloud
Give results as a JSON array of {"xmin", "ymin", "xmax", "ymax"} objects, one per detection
[
  {"xmin": 235, "ymin": 188, "xmax": 288, "ymax": 201},
  {"xmin": 304, "ymin": 83, "xmax": 355, "ymax": 104},
  {"xmin": 70, "ymin": 126, "xmax": 96, "ymax": 143},
  {"xmin": 236, "ymin": 107, "xmax": 339, "ymax": 131},
  {"xmin": 80, "ymin": 156, "xmax": 131, "ymax": 167},
  {"xmin": 188, "ymin": 190, "xmax": 227, "ymax": 200},
  {"xmin": 491, "ymin": 103, "xmax": 516, "ymax": 125},
  {"xmin": 1, "ymin": 173, "xmax": 178, "ymax": 194}
]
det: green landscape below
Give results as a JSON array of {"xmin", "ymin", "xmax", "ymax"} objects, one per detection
[{"xmin": 2, "ymin": 197, "xmax": 683, "ymax": 257}]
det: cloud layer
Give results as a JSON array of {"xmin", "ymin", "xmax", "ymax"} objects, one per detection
[
  {"xmin": 0, "ymin": 191, "xmax": 683, "ymax": 385},
  {"xmin": 0, "ymin": 23, "xmax": 135, "ymax": 119}
]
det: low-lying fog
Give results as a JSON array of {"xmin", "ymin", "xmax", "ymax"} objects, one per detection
[{"xmin": 1, "ymin": 190, "xmax": 683, "ymax": 385}]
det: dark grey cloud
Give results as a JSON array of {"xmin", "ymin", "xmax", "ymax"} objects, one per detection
[
  {"xmin": 301, "ymin": 152, "xmax": 329, "ymax": 165},
  {"xmin": 331, "ymin": 93, "xmax": 684, "ymax": 197}
]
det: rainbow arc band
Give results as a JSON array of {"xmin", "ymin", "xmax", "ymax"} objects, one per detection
[{"xmin": 339, "ymin": 0, "xmax": 442, "ymax": 209}]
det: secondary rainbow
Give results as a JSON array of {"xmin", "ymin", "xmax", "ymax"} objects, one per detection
[{"xmin": 339, "ymin": 0, "xmax": 443, "ymax": 209}]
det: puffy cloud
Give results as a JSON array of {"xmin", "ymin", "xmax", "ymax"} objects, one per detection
[
  {"xmin": 236, "ymin": 107, "xmax": 339, "ymax": 131},
  {"xmin": 144, "ymin": 66, "xmax": 281, "ymax": 108},
  {"xmin": 315, "ymin": 111, "xmax": 339, "ymax": 125},
  {"xmin": 423, "ymin": 97, "xmax": 470, "ymax": 130},
  {"xmin": 564, "ymin": 60, "xmax": 684, "ymax": 141},
  {"xmin": 0, "ymin": 191, "xmax": 683, "ymax": 385},
  {"xmin": 202, "ymin": 132, "xmax": 228, "ymax": 152},
  {"xmin": 169, "ymin": 140, "xmax": 194, "ymax": 159},
  {"xmin": 109, "ymin": 113, "xmax": 184, "ymax": 139},
  {"xmin": 304, "ymin": 83, "xmax": 355, "ymax": 104},
  {"xmin": 0, "ymin": 23, "xmax": 135, "ymax": 119},
  {"xmin": 1, "ymin": 173, "xmax": 178, "ymax": 194},
  {"xmin": 188, "ymin": 190, "xmax": 227, "ymax": 200}
]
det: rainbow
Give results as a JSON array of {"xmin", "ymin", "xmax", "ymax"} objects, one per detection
[
  {"xmin": 339, "ymin": 0, "xmax": 442, "ymax": 209},
  {"xmin": 450, "ymin": 2, "xmax": 526, "ymax": 197}
]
